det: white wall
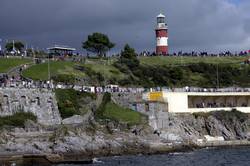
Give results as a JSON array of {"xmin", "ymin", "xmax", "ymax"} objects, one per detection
[
  {"xmin": 163, "ymin": 93, "xmax": 188, "ymax": 113},
  {"xmin": 157, "ymin": 92, "xmax": 250, "ymax": 113}
]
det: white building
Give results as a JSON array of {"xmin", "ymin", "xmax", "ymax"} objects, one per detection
[{"xmin": 143, "ymin": 91, "xmax": 250, "ymax": 113}]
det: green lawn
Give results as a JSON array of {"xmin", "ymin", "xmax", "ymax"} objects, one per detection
[
  {"xmin": 96, "ymin": 93, "xmax": 146, "ymax": 126},
  {"xmin": 84, "ymin": 63, "xmax": 125, "ymax": 80},
  {"xmin": 139, "ymin": 56, "xmax": 249, "ymax": 66},
  {"xmin": 22, "ymin": 59, "xmax": 126, "ymax": 83},
  {"xmin": 103, "ymin": 102, "xmax": 145, "ymax": 125},
  {"xmin": 0, "ymin": 58, "xmax": 32, "ymax": 73},
  {"xmin": 22, "ymin": 61, "xmax": 85, "ymax": 80}
]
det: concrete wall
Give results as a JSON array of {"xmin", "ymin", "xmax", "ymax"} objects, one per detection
[
  {"xmin": 130, "ymin": 102, "xmax": 168, "ymax": 113},
  {"xmin": 0, "ymin": 88, "xmax": 61, "ymax": 125},
  {"xmin": 112, "ymin": 92, "xmax": 142, "ymax": 109}
]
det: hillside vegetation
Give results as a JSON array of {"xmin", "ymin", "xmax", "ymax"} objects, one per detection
[
  {"xmin": 55, "ymin": 89, "xmax": 146, "ymax": 125},
  {"xmin": 140, "ymin": 56, "xmax": 247, "ymax": 66},
  {"xmin": 117, "ymin": 62, "xmax": 250, "ymax": 87},
  {"xmin": 22, "ymin": 61, "xmax": 85, "ymax": 81},
  {"xmin": 0, "ymin": 112, "xmax": 37, "ymax": 128},
  {"xmin": 55, "ymin": 89, "xmax": 96, "ymax": 119},
  {"xmin": 95, "ymin": 93, "xmax": 146, "ymax": 126},
  {"xmin": 21, "ymin": 54, "xmax": 250, "ymax": 87}
]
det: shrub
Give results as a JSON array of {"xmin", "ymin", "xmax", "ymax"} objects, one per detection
[
  {"xmin": 52, "ymin": 74, "xmax": 76, "ymax": 84},
  {"xmin": 0, "ymin": 112, "xmax": 37, "ymax": 128},
  {"xmin": 55, "ymin": 89, "xmax": 96, "ymax": 119}
]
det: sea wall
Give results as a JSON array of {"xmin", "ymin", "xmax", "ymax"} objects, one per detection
[{"xmin": 0, "ymin": 88, "xmax": 61, "ymax": 125}]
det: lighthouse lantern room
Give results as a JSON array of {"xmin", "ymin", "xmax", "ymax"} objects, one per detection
[{"xmin": 155, "ymin": 13, "xmax": 168, "ymax": 55}]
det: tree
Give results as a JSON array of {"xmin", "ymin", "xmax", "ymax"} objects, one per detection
[
  {"xmin": 82, "ymin": 32, "xmax": 115, "ymax": 57},
  {"xmin": 121, "ymin": 44, "xmax": 137, "ymax": 59},
  {"xmin": 120, "ymin": 44, "xmax": 139, "ymax": 69},
  {"xmin": 5, "ymin": 41, "xmax": 24, "ymax": 52}
]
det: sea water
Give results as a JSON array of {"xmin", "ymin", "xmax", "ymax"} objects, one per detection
[{"xmin": 55, "ymin": 146, "xmax": 250, "ymax": 166}]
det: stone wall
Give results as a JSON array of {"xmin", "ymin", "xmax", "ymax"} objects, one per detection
[
  {"xmin": 0, "ymin": 88, "xmax": 61, "ymax": 125},
  {"xmin": 111, "ymin": 92, "xmax": 142, "ymax": 108}
]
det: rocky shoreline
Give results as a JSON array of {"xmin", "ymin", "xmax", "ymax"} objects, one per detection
[
  {"xmin": 0, "ymin": 140, "xmax": 250, "ymax": 166},
  {"xmin": 0, "ymin": 104, "xmax": 250, "ymax": 165}
]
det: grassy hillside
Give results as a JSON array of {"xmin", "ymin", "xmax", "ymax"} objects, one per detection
[
  {"xmin": 22, "ymin": 60, "xmax": 125, "ymax": 80},
  {"xmin": 95, "ymin": 93, "xmax": 146, "ymax": 126},
  {"xmin": 22, "ymin": 61, "xmax": 85, "ymax": 81},
  {"xmin": 0, "ymin": 58, "xmax": 32, "ymax": 73},
  {"xmin": 84, "ymin": 63, "xmax": 125, "ymax": 80},
  {"xmin": 103, "ymin": 102, "xmax": 144, "ymax": 125},
  {"xmin": 21, "ymin": 56, "xmax": 250, "ymax": 87},
  {"xmin": 22, "ymin": 60, "xmax": 126, "ymax": 85},
  {"xmin": 139, "ymin": 56, "xmax": 248, "ymax": 66}
]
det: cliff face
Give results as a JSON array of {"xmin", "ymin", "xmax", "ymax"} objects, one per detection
[
  {"xmin": 0, "ymin": 119, "xmax": 164, "ymax": 157},
  {"xmin": 0, "ymin": 110, "xmax": 249, "ymax": 157},
  {"xmin": 148, "ymin": 110, "xmax": 250, "ymax": 142},
  {"xmin": 111, "ymin": 93, "xmax": 250, "ymax": 142}
]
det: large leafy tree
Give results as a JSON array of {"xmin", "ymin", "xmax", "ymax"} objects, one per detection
[
  {"xmin": 82, "ymin": 32, "xmax": 115, "ymax": 57},
  {"xmin": 5, "ymin": 41, "xmax": 24, "ymax": 52}
]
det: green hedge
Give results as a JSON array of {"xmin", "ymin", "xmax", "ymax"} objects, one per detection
[{"xmin": 0, "ymin": 112, "xmax": 37, "ymax": 128}]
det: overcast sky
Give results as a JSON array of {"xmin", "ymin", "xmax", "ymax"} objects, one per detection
[{"xmin": 0, "ymin": 0, "xmax": 250, "ymax": 54}]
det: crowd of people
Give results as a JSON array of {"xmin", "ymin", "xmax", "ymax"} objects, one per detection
[
  {"xmin": 136, "ymin": 50, "xmax": 250, "ymax": 57},
  {"xmin": 195, "ymin": 102, "xmax": 248, "ymax": 108},
  {"xmin": 0, "ymin": 75, "xmax": 52, "ymax": 89},
  {"xmin": 183, "ymin": 87, "xmax": 250, "ymax": 93},
  {"xmin": 0, "ymin": 74, "xmax": 146, "ymax": 94},
  {"xmin": 1, "ymin": 74, "xmax": 249, "ymax": 95}
]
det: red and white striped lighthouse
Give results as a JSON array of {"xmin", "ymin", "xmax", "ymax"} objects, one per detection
[{"xmin": 155, "ymin": 13, "xmax": 168, "ymax": 55}]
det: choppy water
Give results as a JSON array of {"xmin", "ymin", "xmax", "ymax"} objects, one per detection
[{"xmin": 55, "ymin": 146, "xmax": 250, "ymax": 166}]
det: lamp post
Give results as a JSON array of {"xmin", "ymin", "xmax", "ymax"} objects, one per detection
[
  {"xmin": 216, "ymin": 61, "xmax": 219, "ymax": 89},
  {"xmin": 48, "ymin": 55, "xmax": 50, "ymax": 81},
  {"xmin": 0, "ymin": 38, "xmax": 2, "ymax": 54}
]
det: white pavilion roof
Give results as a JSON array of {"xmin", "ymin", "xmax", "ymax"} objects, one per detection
[
  {"xmin": 47, "ymin": 45, "xmax": 76, "ymax": 51},
  {"xmin": 157, "ymin": 13, "xmax": 165, "ymax": 18}
]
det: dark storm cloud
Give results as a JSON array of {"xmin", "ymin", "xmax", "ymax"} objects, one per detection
[{"xmin": 0, "ymin": 0, "xmax": 250, "ymax": 53}]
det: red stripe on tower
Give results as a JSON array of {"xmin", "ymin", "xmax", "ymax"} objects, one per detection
[{"xmin": 155, "ymin": 13, "xmax": 168, "ymax": 55}]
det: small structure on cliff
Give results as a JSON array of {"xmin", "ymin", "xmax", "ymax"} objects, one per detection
[{"xmin": 129, "ymin": 91, "xmax": 168, "ymax": 113}]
